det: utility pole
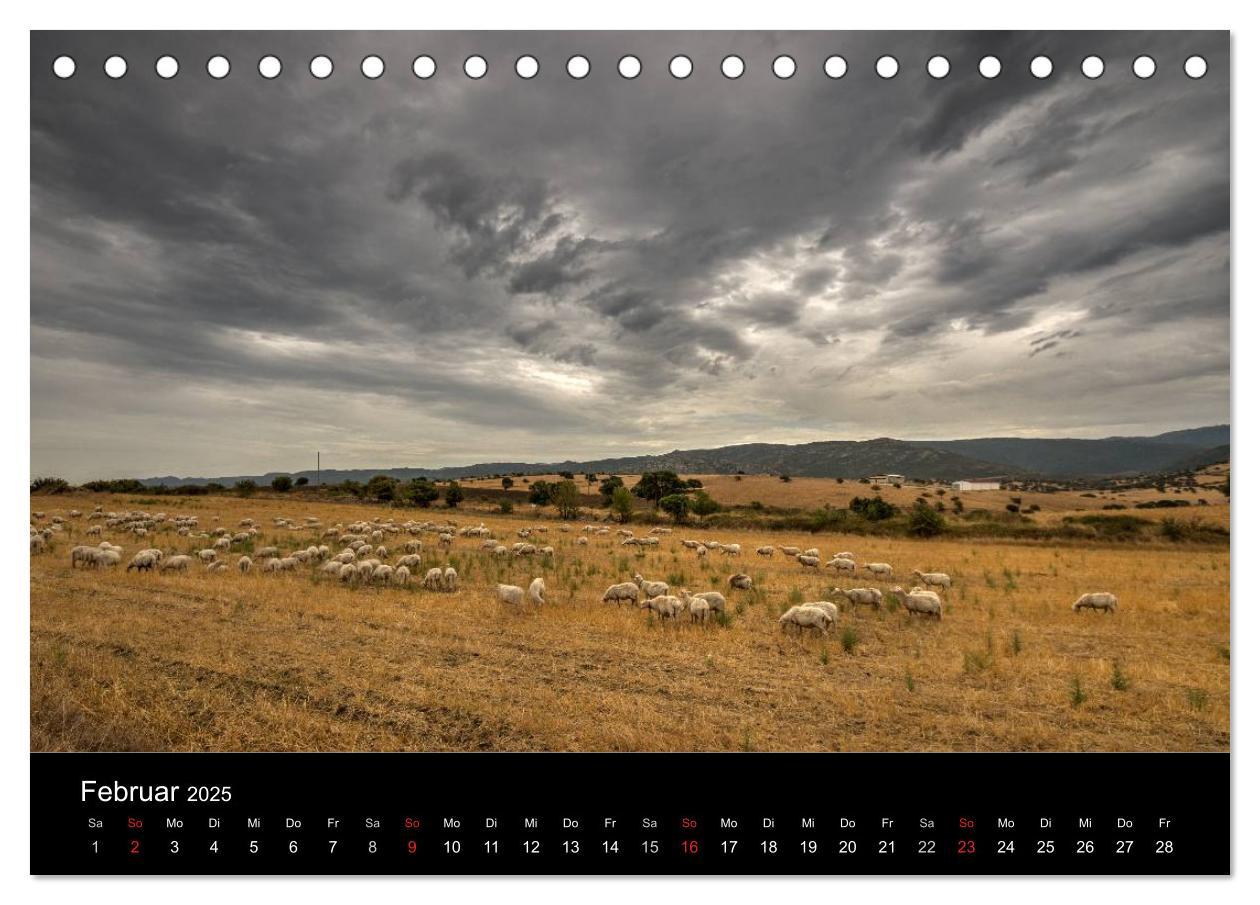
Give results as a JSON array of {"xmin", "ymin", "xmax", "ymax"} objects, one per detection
[{"xmin": 317, "ymin": 451, "xmax": 321, "ymax": 486}]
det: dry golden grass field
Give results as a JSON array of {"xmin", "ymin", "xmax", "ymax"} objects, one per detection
[{"xmin": 31, "ymin": 492, "xmax": 1229, "ymax": 753}]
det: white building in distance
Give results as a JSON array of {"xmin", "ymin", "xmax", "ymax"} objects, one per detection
[{"xmin": 951, "ymin": 480, "xmax": 1002, "ymax": 491}]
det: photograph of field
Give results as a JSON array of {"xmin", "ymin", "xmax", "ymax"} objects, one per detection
[
  {"xmin": 31, "ymin": 478, "xmax": 1228, "ymax": 752},
  {"xmin": 31, "ymin": 31, "xmax": 1229, "ymax": 753}
]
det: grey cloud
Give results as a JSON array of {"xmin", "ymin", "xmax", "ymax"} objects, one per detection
[{"xmin": 28, "ymin": 30, "xmax": 1229, "ymax": 480}]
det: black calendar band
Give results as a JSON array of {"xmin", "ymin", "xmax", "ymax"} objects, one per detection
[{"xmin": 31, "ymin": 752, "xmax": 1229, "ymax": 875}]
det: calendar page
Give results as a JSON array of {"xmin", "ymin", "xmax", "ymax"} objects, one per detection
[{"xmin": 28, "ymin": 30, "xmax": 1230, "ymax": 876}]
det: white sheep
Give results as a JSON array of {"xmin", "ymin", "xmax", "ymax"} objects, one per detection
[
  {"xmin": 864, "ymin": 562, "xmax": 894, "ymax": 579},
  {"xmin": 889, "ymin": 586, "xmax": 942, "ymax": 620},
  {"xmin": 207, "ymin": 561, "xmax": 228, "ymax": 573},
  {"xmin": 634, "ymin": 573, "xmax": 670, "ymax": 598},
  {"xmin": 728, "ymin": 573, "xmax": 753, "ymax": 590},
  {"xmin": 320, "ymin": 560, "xmax": 342, "ymax": 576},
  {"xmin": 602, "ymin": 582, "xmax": 639, "ymax": 604},
  {"xmin": 126, "ymin": 551, "xmax": 158, "ymax": 572},
  {"xmin": 684, "ymin": 589, "xmax": 726, "ymax": 615},
  {"xmin": 756, "ymin": 545, "xmax": 775, "ymax": 557},
  {"xmin": 641, "ymin": 595, "xmax": 684, "ymax": 620},
  {"xmin": 528, "ymin": 577, "xmax": 546, "ymax": 605},
  {"xmin": 442, "ymin": 567, "xmax": 458, "ymax": 592},
  {"xmin": 827, "ymin": 557, "xmax": 857, "ymax": 573},
  {"xmin": 797, "ymin": 554, "xmax": 821, "ymax": 569},
  {"xmin": 803, "ymin": 601, "xmax": 838, "ymax": 624},
  {"xmin": 695, "ymin": 544, "xmax": 708, "ymax": 558},
  {"xmin": 779, "ymin": 605, "xmax": 832, "ymax": 634},
  {"xmin": 1072, "ymin": 592, "xmax": 1117, "ymax": 614},
  {"xmin": 160, "ymin": 554, "xmax": 193, "ymax": 573},
  {"xmin": 30, "ymin": 535, "xmax": 47, "ymax": 554},
  {"xmin": 372, "ymin": 564, "xmax": 395, "ymax": 584},
  {"xmin": 688, "ymin": 598, "xmax": 710, "ymax": 623},
  {"xmin": 779, "ymin": 545, "xmax": 802, "ymax": 557},
  {"xmin": 719, "ymin": 543, "xmax": 742, "ymax": 557},
  {"xmin": 577, "ymin": 536, "xmax": 589, "ymax": 547},
  {"xmin": 339, "ymin": 563, "xmax": 360, "ymax": 583},
  {"xmin": 913, "ymin": 569, "xmax": 951, "ymax": 590},
  {"xmin": 395, "ymin": 554, "xmax": 423, "ymax": 570},
  {"xmin": 423, "ymin": 567, "xmax": 444, "ymax": 591},
  {"xmin": 393, "ymin": 565, "xmax": 411, "ymax": 586},
  {"xmin": 497, "ymin": 583, "xmax": 526, "ymax": 606},
  {"xmin": 837, "ymin": 587, "xmax": 882, "ymax": 609},
  {"xmin": 197, "ymin": 549, "xmax": 217, "ymax": 563}
]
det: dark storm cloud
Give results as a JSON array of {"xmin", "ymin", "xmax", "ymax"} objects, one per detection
[{"xmin": 29, "ymin": 30, "xmax": 1229, "ymax": 480}]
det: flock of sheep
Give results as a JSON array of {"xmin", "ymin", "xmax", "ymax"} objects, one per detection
[{"xmin": 31, "ymin": 504, "xmax": 1119, "ymax": 639}]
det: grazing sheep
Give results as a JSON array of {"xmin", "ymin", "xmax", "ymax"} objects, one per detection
[
  {"xmin": 827, "ymin": 557, "xmax": 857, "ymax": 573},
  {"xmin": 836, "ymin": 551, "xmax": 854, "ymax": 560},
  {"xmin": 207, "ymin": 561, "xmax": 228, "ymax": 573},
  {"xmin": 864, "ymin": 562, "xmax": 894, "ymax": 579},
  {"xmin": 908, "ymin": 586, "xmax": 943, "ymax": 607},
  {"xmin": 634, "ymin": 573, "xmax": 670, "ymax": 598},
  {"xmin": 779, "ymin": 546, "xmax": 802, "ymax": 557},
  {"xmin": 423, "ymin": 567, "xmax": 444, "ymax": 591},
  {"xmin": 719, "ymin": 543, "xmax": 742, "ymax": 557},
  {"xmin": 683, "ymin": 589, "xmax": 726, "ymax": 615},
  {"xmin": 85, "ymin": 525, "xmax": 102, "ymax": 537},
  {"xmin": 837, "ymin": 587, "xmax": 882, "ymax": 609},
  {"xmin": 779, "ymin": 605, "xmax": 832, "ymax": 635},
  {"xmin": 756, "ymin": 545, "xmax": 775, "ymax": 557},
  {"xmin": 30, "ymin": 535, "xmax": 46, "ymax": 554},
  {"xmin": 728, "ymin": 573, "xmax": 753, "ymax": 590},
  {"xmin": 797, "ymin": 554, "xmax": 821, "ymax": 570},
  {"xmin": 160, "ymin": 555, "xmax": 193, "ymax": 573},
  {"xmin": 263, "ymin": 557, "xmax": 284, "ymax": 573},
  {"xmin": 888, "ymin": 586, "xmax": 942, "ymax": 620},
  {"xmin": 803, "ymin": 601, "xmax": 839, "ymax": 625},
  {"xmin": 339, "ymin": 563, "xmax": 359, "ymax": 583},
  {"xmin": 393, "ymin": 565, "xmax": 411, "ymax": 586},
  {"xmin": 396, "ymin": 554, "xmax": 422, "ymax": 570},
  {"xmin": 1072, "ymin": 592, "xmax": 1117, "ymax": 615},
  {"xmin": 688, "ymin": 598, "xmax": 710, "ymax": 623},
  {"xmin": 438, "ymin": 533, "xmax": 454, "ymax": 547},
  {"xmin": 913, "ymin": 570, "xmax": 951, "ymax": 590},
  {"xmin": 404, "ymin": 540, "xmax": 423, "ymax": 554},
  {"xmin": 213, "ymin": 537, "xmax": 231, "ymax": 552},
  {"xmin": 642, "ymin": 595, "xmax": 684, "ymax": 620},
  {"xmin": 602, "ymin": 582, "xmax": 640, "ymax": 604},
  {"xmin": 197, "ymin": 549, "xmax": 217, "ymax": 563},
  {"xmin": 320, "ymin": 561, "xmax": 342, "ymax": 576},
  {"xmin": 577, "ymin": 536, "xmax": 589, "ymax": 546},
  {"xmin": 69, "ymin": 545, "xmax": 98, "ymax": 568},
  {"xmin": 695, "ymin": 544, "xmax": 708, "ymax": 558},
  {"xmin": 527, "ymin": 577, "xmax": 546, "ymax": 605},
  {"xmin": 497, "ymin": 584, "xmax": 526, "ymax": 606},
  {"xmin": 492, "ymin": 545, "xmax": 509, "ymax": 557},
  {"xmin": 442, "ymin": 567, "xmax": 459, "ymax": 592},
  {"xmin": 372, "ymin": 564, "xmax": 395, "ymax": 584},
  {"xmin": 256, "ymin": 546, "xmax": 279, "ymax": 559},
  {"xmin": 803, "ymin": 547, "xmax": 820, "ymax": 558},
  {"xmin": 126, "ymin": 551, "xmax": 158, "ymax": 572}
]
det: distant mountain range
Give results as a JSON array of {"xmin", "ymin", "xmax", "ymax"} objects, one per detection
[{"xmin": 139, "ymin": 425, "xmax": 1229, "ymax": 487}]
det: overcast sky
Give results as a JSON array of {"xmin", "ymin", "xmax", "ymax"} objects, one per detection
[{"xmin": 31, "ymin": 31, "xmax": 1229, "ymax": 482}]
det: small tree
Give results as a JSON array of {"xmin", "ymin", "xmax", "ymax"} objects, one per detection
[
  {"xmin": 365, "ymin": 474, "xmax": 397, "ymax": 502},
  {"xmin": 631, "ymin": 470, "xmax": 688, "ymax": 507},
  {"xmin": 550, "ymin": 479, "xmax": 581, "ymax": 520},
  {"xmin": 528, "ymin": 481, "xmax": 554, "ymax": 506},
  {"xmin": 30, "ymin": 476, "xmax": 70, "ymax": 494},
  {"xmin": 598, "ymin": 475, "xmax": 624, "ymax": 503},
  {"xmin": 835, "ymin": 477, "xmax": 845, "ymax": 484},
  {"xmin": 558, "ymin": 470, "xmax": 575, "ymax": 480},
  {"xmin": 584, "ymin": 473, "xmax": 598, "ymax": 489},
  {"xmin": 234, "ymin": 480, "xmax": 257, "ymax": 498},
  {"xmin": 780, "ymin": 474, "xmax": 793, "ymax": 483},
  {"xmin": 404, "ymin": 478, "xmax": 440, "ymax": 508},
  {"xmin": 659, "ymin": 493, "xmax": 691, "ymax": 524},
  {"xmin": 295, "ymin": 476, "xmax": 310, "ymax": 487},
  {"xmin": 445, "ymin": 481, "xmax": 464, "ymax": 508},
  {"xmin": 690, "ymin": 490, "xmax": 721, "ymax": 517},
  {"xmin": 908, "ymin": 500, "xmax": 947, "ymax": 537},
  {"xmin": 501, "ymin": 476, "xmax": 515, "ymax": 491},
  {"xmin": 498, "ymin": 498, "xmax": 514, "ymax": 514},
  {"xmin": 271, "ymin": 475, "xmax": 293, "ymax": 493},
  {"xmin": 610, "ymin": 485, "xmax": 634, "ymax": 523}
]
